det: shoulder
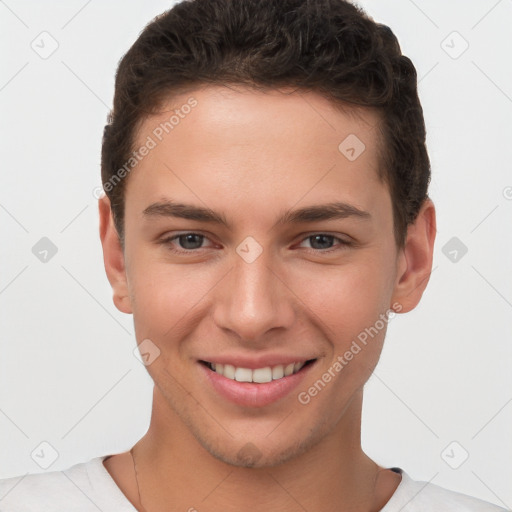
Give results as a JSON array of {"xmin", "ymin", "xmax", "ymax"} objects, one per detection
[
  {"xmin": 0, "ymin": 456, "xmax": 128, "ymax": 511},
  {"xmin": 383, "ymin": 469, "xmax": 509, "ymax": 512}
]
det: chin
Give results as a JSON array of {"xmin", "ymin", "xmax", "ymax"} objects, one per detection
[
  {"xmin": 193, "ymin": 428, "xmax": 325, "ymax": 469},
  {"xmin": 153, "ymin": 371, "xmax": 342, "ymax": 469}
]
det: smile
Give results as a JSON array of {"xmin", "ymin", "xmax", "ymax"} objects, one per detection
[
  {"xmin": 199, "ymin": 357, "xmax": 318, "ymax": 407},
  {"xmin": 203, "ymin": 361, "xmax": 313, "ymax": 383}
]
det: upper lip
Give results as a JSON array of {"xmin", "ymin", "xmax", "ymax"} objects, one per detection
[{"xmin": 199, "ymin": 355, "xmax": 317, "ymax": 369}]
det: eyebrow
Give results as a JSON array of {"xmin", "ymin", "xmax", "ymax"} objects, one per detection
[{"xmin": 142, "ymin": 199, "xmax": 371, "ymax": 229}]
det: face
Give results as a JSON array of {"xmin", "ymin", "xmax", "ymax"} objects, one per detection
[{"xmin": 102, "ymin": 85, "xmax": 429, "ymax": 468}]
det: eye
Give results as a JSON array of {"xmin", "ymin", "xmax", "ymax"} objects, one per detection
[
  {"xmin": 160, "ymin": 232, "xmax": 214, "ymax": 253},
  {"xmin": 297, "ymin": 233, "xmax": 351, "ymax": 253},
  {"xmin": 159, "ymin": 231, "xmax": 352, "ymax": 256}
]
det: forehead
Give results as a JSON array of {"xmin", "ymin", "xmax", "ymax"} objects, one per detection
[
  {"xmin": 126, "ymin": 85, "xmax": 388, "ymax": 228},
  {"xmin": 139, "ymin": 84, "xmax": 382, "ymax": 150}
]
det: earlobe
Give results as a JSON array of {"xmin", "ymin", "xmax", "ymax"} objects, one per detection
[
  {"xmin": 98, "ymin": 195, "xmax": 133, "ymax": 314},
  {"xmin": 391, "ymin": 199, "xmax": 436, "ymax": 313}
]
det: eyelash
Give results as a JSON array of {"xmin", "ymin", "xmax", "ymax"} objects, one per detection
[{"xmin": 159, "ymin": 232, "xmax": 352, "ymax": 255}]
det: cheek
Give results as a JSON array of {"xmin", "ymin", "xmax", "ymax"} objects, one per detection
[
  {"xmin": 292, "ymin": 258, "xmax": 393, "ymax": 336},
  {"xmin": 295, "ymin": 263, "xmax": 393, "ymax": 404},
  {"xmin": 126, "ymin": 249, "xmax": 214, "ymax": 340}
]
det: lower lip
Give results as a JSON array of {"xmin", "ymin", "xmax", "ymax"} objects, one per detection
[{"xmin": 200, "ymin": 362, "xmax": 315, "ymax": 407}]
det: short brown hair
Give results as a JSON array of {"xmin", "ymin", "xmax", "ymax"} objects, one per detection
[{"xmin": 101, "ymin": 0, "xmax": 430, "ymax": 247}]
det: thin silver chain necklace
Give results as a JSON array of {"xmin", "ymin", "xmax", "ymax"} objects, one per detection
[{"xmin": 130, "ymin": 446, "xmax": 150, "ymax": 512}]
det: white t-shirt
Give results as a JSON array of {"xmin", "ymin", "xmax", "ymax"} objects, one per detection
[{"xmin": 0, "ymin": 456, "xmax": 508, "ymax": 511}]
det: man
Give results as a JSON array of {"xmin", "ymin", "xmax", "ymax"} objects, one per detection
[{"xmin": 0, "ymin": 0, "xmax": 507, "ymax": 510}]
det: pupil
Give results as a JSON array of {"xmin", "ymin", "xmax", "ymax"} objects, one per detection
[
  {"xmin": 179, "ymin": 234, "xmax": 203, "ymax": 249},
  {"xmin": 310, "ymin": 234, "xmax": 333, "ymax": 250}
]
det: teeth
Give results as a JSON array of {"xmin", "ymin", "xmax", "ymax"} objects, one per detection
[
  {"xmin": 284, "ymin": 363, "xmax": 295, "ymax": 376},
  {"xmin": 294, "ymin": 362, "xmax": 305, "ymax": 373},
  {"xmin": 234, "ymin": 367, "xmax": 252, "ymax": 382},
  {"xmin": 208, "ymin": 361, "xmax": 308, "ymax": 382},
  {"xmin": 271, "ymin": 365, "xmax": 284, "ymax": 380},
  {"xmin": 253, "ymin": 367, "xmax": 272, "ymax": 383},
  {"xmin": 223, "ymin": 364, "xmax": 235, "ymax": 379}
]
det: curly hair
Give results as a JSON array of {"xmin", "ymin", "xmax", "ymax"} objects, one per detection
[{"xmin": 101, "ymin": 0, "xmax": 430, "ymax": 247}]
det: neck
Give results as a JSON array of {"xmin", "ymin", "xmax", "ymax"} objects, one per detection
[{"xmin": 129, "ymin": 386, "xmax": 397, "ymax": 512}]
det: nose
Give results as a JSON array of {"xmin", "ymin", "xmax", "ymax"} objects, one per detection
[{"xmin": 212, "ymin": 248, "xmax": 296, "ymax": 343}]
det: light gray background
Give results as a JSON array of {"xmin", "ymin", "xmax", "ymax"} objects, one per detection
[{"xmin": 1, "ymin": 0, "xmax": 511, "ymax": 508}]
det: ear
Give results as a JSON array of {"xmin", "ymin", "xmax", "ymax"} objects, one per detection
[
  {"xmin": 98, "ymin": 195, "xmax": 133, "ymax": 314},
  {"xmin": 391, "ymin": 199, "xmax": 436, "ymax": 313}
]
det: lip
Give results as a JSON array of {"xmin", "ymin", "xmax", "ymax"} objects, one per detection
[{"xmin": 199, "ymin": 358, "xmax": 317, "ymax": 407}]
